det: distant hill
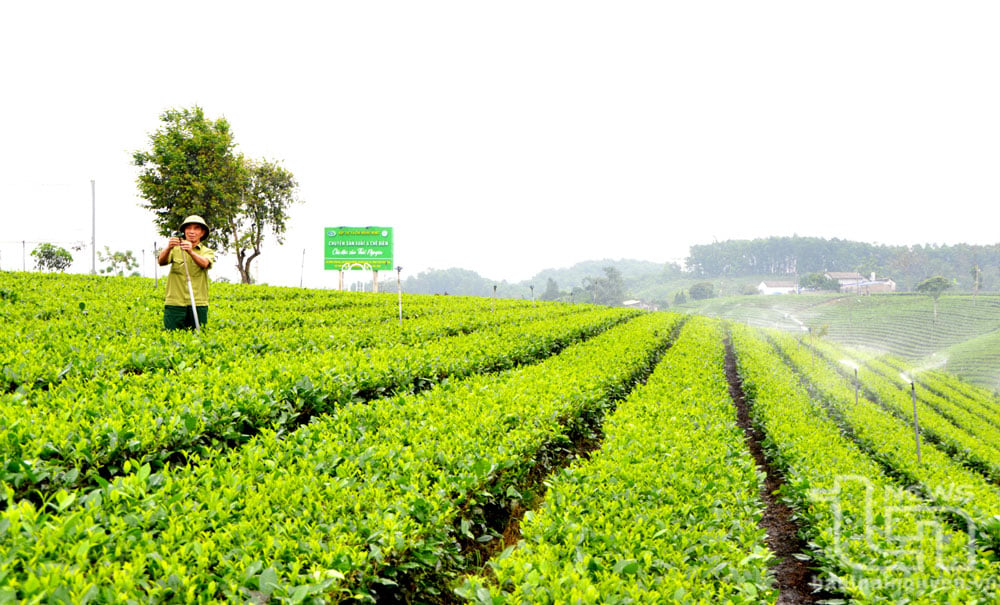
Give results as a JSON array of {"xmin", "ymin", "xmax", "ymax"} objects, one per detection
[
  {"xmin": 529, "ymin": 259, "xmax": 669, "ymax": 289},
  {"xmin": 402, "ymin": 259, "xmax": 681, "ymax": 303},
  {"xmin": 401, "ymin": 236, "xmax": 1000, "ymax": 306},
  {"xmin": 401, "ymin": 268, "xmax": 511, "ymax": 297}
]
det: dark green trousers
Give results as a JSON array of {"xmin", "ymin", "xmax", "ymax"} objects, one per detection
[{"xmin": 163, "ymin": 305, "xmax": 208, "ymax": 330}]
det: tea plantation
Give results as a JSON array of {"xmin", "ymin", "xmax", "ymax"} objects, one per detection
[
  {"xmin": 683, "ymin": 292, "xmax": 1000, "ymax": 392},
  {"xmin": 3, "ymin": 272, "xmax": 1000, "ymax": 603}
]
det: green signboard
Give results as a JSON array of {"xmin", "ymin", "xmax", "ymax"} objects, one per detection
[{"xmin": 324, "ymin": 227, "xmax": 394, "ymax": 270}]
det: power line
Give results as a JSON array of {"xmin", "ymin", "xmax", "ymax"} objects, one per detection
[{"xmin": 0, "ymin": 240, "xmax": 87, "ymax": 245}]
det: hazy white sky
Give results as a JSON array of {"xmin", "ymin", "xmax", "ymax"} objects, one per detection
[{"xmin": 2, "ymin": 1, "xmax": 998, "ymax": 287}]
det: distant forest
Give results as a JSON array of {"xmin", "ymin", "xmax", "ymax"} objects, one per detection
[
  {"xmin": 401, "ymin": 237, "xmax": 1000, "ymax": 303},
  {"xmin": 686, "ymin": 236, "xmax": 1000, "ymax": 291}
]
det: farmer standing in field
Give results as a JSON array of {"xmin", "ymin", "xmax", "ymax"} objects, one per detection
[{"xmin": 158, "ymin": 215, "xmax": 215, "ymax": 330}]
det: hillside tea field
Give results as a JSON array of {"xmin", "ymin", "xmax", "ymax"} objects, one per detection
[
  {"xmin": 3, "ymin": 272, "xmax": 1000, "ymax": 603},
  {"xmin": 684, "ymin": 293, "xmax": 1000, "ymax": 391}
]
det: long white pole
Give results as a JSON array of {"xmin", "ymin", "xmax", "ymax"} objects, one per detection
[
  {"xmin": 300, "ymin": 248, "xmax": 306, "ymax": 288},
  {"xmin": 179, "ymin": 242, "xmax": 200, "ymax": 332},
  {"xmin": 396, "ymin": 267, "xmax": 403, "ymax": 327},
  {"xmin": 854, "ymin": 368, "xmax": 859, "ymax": 407},
  {"xmin": 911, "ymin": 382, "xmax": 921, "ymax": 463},
  {"xmin": 91, "ymin": 180, "xmax": 96, "ymax": 274}
]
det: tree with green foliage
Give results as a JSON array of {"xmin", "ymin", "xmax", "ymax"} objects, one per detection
[
  {"xmin": 30, "ymin": 243, "xmax": 73, "ymax": 272},
  {"xmin": 809, "ymin": 323, "xmax": 829, "ymax": 339},
  {"xmin": 915, "ymin": 275, "xmax": 953, "ymax": 322},
  {"xmin": 98, "ymin": 247, "xmax": 139, "ymax": 277},
  {"xmin": 799, "ymin": 272, "xmax": 840, "ymax": 291},
  {"xmin": 227, "ymin": 158, "xmax": 300, "ymax": 284},
  {"xmin": 689, "ymin": 282, "xmax": 715, "ymax": 300},
  {"xmin": 683, "ymin": 235, "xmax": 1000, "ymax": 293},
  {"xmin": 806, "ymin": 323, "xmax": 830, "ymax": 367},
  {"xmin": 583, "ymin": 267, "xmax": 626, "ymax": 306},
  {"xmin": 133, "ymin": 106, "xmax": 301, "ymax": 284},
  {"xmin": 673, "ymin": 291, "xmax": 687, "ymax": 305},
  {"xmin": 133, "ymin": 106, "xmax": 241, "ymax": 235},
  {"xmin": 402, "ymin": 268, "xmax": 492, "ymax": 296},
  {"xmin": 540, "ymin": 278, "xmax": 561, "ymax": 301}
]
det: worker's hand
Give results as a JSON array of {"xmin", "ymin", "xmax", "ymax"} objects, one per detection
[
  {"xmin": 178, "ymin": 240, "xmax": 193, "ymax": 252},
  {"xmin": 168, "ymin": 237, "xmax": 182, "ymax": 249}
]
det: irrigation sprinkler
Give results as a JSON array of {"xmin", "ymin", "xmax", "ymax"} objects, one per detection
[
  {"xmin": 911, "ymin": 381, "xmax": 922, "ymax": 464},
  {"xmin": 396, "ymin": 266, "xmax": 403, "ymax": 328},
  {"xmin": 840, "ymin": 359, "xmax": 860, "ymax": 406},
  {"xmin": 530, "ymin": 284, "xmax": 535, "ymax": 307},
  {"xmin": 901, "ymin": 373, "xmax": 922, "ymax": 464},
  {"xmin": 809, "ymin": 327, "xmax": 814, "ymax": 367},
  {"xmin": 492, "ymin": 284, "xmax": 497, "ymax": 313}
]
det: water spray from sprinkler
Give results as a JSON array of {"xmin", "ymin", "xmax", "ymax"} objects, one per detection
[{"xmin": 911, "ymin": 354, "xmax": 949, "ymax": 375}]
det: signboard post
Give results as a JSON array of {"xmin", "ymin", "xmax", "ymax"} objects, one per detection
[{"xmin": 324, "ymin": 227, "xmax": 394, "ymax": 291}]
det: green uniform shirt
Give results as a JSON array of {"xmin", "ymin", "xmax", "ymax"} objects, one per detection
[{"xmin": 164, "ymin": 244, "xmax": 215, "ymax": 306}]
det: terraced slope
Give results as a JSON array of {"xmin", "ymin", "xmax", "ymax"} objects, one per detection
[{"xmin": 686, "ymin": 292, "xmax": 1000, "ymax": 389}]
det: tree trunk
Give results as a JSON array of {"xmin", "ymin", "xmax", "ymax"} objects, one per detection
[
  {"xmin": 235, "ymin": 248, "xmax": 251, "ymax": 284},
  {"xmin": 239, "ymin": 249, "xmax": 261, "ymax": 284}
]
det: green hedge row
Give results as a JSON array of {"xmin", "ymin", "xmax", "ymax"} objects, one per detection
[
  {"xmin": 777, "ymin": 336, "xmax": 1000, "ymax": 549},
  {"xmin": 460, "ymin": 316, "xmax": 775, "ymax": 603},
  {"xmin": 0, "ymin": 312, "xmax": 680, "ymax": 603},
  {"xmin": 731, "ymin": 325, "xmax": 1000, "ymax": 603},
  {"xmin": 860, "ymin": 353, "xmax": 1000, "ymax": 430},
  {"xmin": 1, "ymin": 272, "xmax": 587, "ymax": 392},
  {"xmin": 1, "ymin": 306, "xmax": 634, "ymax": 502},
  {"xmin": 807, "ymin": 338, "xmax": 1000, "ymax": 486}
]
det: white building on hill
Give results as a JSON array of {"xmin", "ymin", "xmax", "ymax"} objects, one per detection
[
  {"xmin": 824, "ymin": 271, "xmax": 896, "ymax": 294},
  {"xmin": 758, "ymin": 280, "xmax": 798, "ymax": 295},
  {"xmin": 623, "ymin": 299, "xmax": 659, "ymax": 311}
]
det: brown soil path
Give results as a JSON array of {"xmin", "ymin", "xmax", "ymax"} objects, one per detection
[{"xmin": 723, "ymin": 336, "xmax": 841, "ymax": 604}]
